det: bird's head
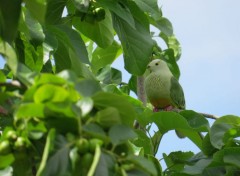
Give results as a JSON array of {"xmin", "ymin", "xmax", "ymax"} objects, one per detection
[{"xmin": 147, "ymin": 59, "xmax": 169, "ymax": 73}]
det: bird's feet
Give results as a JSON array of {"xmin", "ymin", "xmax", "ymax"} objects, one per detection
[
  {"xmin": 153, "ymin": 105, "xmax": 174, "ymax": 112},
  {"xmin": 164, "ymin": 105, "xmax": 174, "ymax": 111}
]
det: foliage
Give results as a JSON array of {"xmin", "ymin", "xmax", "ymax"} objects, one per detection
[{"xmin": 0, "ymin": 0, "xmax": 240, "ymax": 175}]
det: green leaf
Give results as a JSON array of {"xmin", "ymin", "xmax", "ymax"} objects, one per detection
[
  {"xmin": 96, "ymin": 107, "xmax": 122, "ymax": 128},
  {"xmin": 83, "ymin": 123, "xmax": 107, "ymax": 140},
  {"xmin": 92, "ymin": 92, "xmax": 137, "ymax": 126},
  {"xmin": 147, "ymin": 155, "xmax": 162, "ymax": 176},
  {"xmin": 34, "ymin": 84, "xmax": 70, "ymax": 103},
  {"xmin": 75, "ymin": 79, "xmax": 102, "ymax": 97},
  {"xmin": 183, "ymin": 159, "xmax": 212, "ymax": 175},
  {"xmin": 18, "ymin": 33, "xmax": 44, "ymax": 72},
  {"xmin": 162, "ymin": 49, "xmax": 180, "ymax": 80},
  {"xmin": 25, "ymin": 0, "xmax": 47, "ymax": 24},
  {"xmin": 151, "ymin": 112, "xmax": 203, "ymax": 149},
  {"xmin": 0, "ymin": 154, "xmax": 15, "ymax": 169},
  {"xmin": 97, "ymin": 0, "xmax": 135, "ymax": 29},
  {"xmin": 113, "ymin": 14, "xmax": 154, "ymax": 75},
  {"xmin": 15, "ymin": 103, "xmax": 45, "ymax": 119},
  {"xmin": 133, "ymin": 130, "xmax": 153, "ymax": 155},
  {"xmin": 45, "ymin": 0, "xmax": 67, "ymax": 24},
  {"xmin": 42, "ymin": 135, "xmax": 71, "ymax": 176},
  {"xmin": 128, "ymin": 75, "xmax": 137, "ymax": 95},
  {"xmin": 202, "ymin": 133, "xmax": 218, "ymax": 156},
  {"xmin": 210, "ymin": 115, "xmax": 240, "ymax": 149},
  {"xmin": 12, "ymin": 152, "xmax": 33, "ymax": 176},
  {"xmin": 94, "ymin": 152, "xmax": 117, "ymax": 176},
  {"xmin": 223, "ymin": 148, "xmax": 240, "ymax": 168},
  {"xmin": 160, "ymin": 32, "xmax": 182, "ymax": 60},
  {"xmin": 0, "ymin": 0, "xmax": 21, "ymax": 43},
  {"xmin": 126, "ymin": 155, "xmax": 157, "ymax": 175},
  {"xmin": 91, "ymin": 41, "xmax": 122, "ymax": 73},
  {"xmin": 109, "ymin": 124, "xmax": 137, "ymax": 145},
  {"xmin": 179, "ymin": 110, "xmax": 210, "ymax": 132},
  {"xmin": 73, "ymin": 10, "xmax": 114, "ymax": 48},
  {"xmin": 0, "ymin": 41, "xmax": 18, "ymax": 75},
  {"xmin": 21, "ymin": 8, "xmax": 45, "ymax": 43},
  {"xmin": 48, "ymin": 25, "xmax": 89, "ymax": 64},
  {"xmin": 128, "ymin": 0, "xmax": 150, "ymax": 31},
  {"xmin": 132, "ymin": 0, "xmax": 162, "ymax": 20},
  {"xmin": 152, "ymin": 17, "xmax": 173, "ymax": 36},
  {"xmin": 96, "ymin": 66, "xmax": 122, "ymax": 85}
]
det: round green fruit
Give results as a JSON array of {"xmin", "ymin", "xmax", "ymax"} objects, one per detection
[
  {"xmin": 14, "ymin": 137, "xmax": 26, "ymax": 150},
  {"xmin": 0, "ymin": 140, "xmax": 11, "ymax": 155},
  {"xmin": 76, "ymin": 138, "xmax": 89, "ymax": 154},
  {"xmin": 6, "ymin": 130, "xmax": 17, "ymax": 141},
  {"xmin": 89, "ymin": 138, "xmax": 103, "ymax": 153}
]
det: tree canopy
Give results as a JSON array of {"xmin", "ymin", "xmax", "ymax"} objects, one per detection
[{"xmin": 0, "ymin": 0, "xmax": 240, "ymax": 175}]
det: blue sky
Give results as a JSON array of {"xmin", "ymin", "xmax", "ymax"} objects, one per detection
[{"xmin": 0, "ymin": 0, "xmax": 239, "ymax": 166}]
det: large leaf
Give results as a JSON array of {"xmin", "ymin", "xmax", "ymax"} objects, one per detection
[
  {"xmin": 152, "ymin": 17, "xmax": 173, "ymax": 36},
  {"xmin": 109, "ymin": 124, "xmax": 137, "ymax": 145},
  {"xmin": 179, "ymin": 110, "xmax": 210, "ymax": 132},
  {"xmin": 20, "ymin": 8, "xmax": 45, "ymax": 44},
  {"xmin": 48, "ymin": 25, "xmax": 89, "ymax": 64},
  {"xmin": 132, "ymin": 0, "xmax": 162, "ymax": 20},
  {"xmin": 45, "ymin": 0, "xmax": 67, "ymax": 24},
  {"xmin": 96, "ymin": 66, "xmax": 122, "ymax": 85},
  {"xmin": 113, "ymin": 15, "xmax": 154, "ymax": 75},
  {"xmin": 42, "ymin": 134, "xmax": 71, "ymax": 176},
  {"xmin": 94, "ymin": 152, "xmax": 116, "ymax": 176},
  {"xmin": 210, "ymin": 115, "xmax": 240, "ymax": 149},
  {"xmin": 151, "ymin": 112, "xmax": 203, "ymax": 149},
  {"xmin": 25, "ymin": 0, "xmax": 47, "ymax": 24},
  {"xmin": 0, "ymin": 0, "xmax": 22, "ymax": 43},
  {"xmin": 73, "ymin": 10, "xmax": 114, "ymax": 48},
  {"xmin": 92, "ymin": 92, "xmax": 137, "ymax": 126},
  {"xmin": 91, "ymin": 41, "xmax": 122, "ymax": 73},
  {"xmin": 126, "ymin": 155, "xmax": 157, "ymax": 175},
  {"xmin": 97, "ymin": 0, "xmax": 135, "ymax": 29}
]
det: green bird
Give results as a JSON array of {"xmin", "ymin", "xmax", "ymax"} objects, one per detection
[{"xmin": 144, "ymin": 59, "xmax": 185, "ymax": 138}]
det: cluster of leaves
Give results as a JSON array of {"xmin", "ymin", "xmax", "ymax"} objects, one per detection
[{"xmin": 0, "ymin": 0, "xmax": 240, "ymax": 175}]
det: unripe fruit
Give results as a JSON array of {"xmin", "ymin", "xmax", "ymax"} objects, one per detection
[
  {"xmin": 0, "ymin": 140, "xmax": 11, "ymax": 155},
  {"xmin": 76, "ymin": 138, "xmax": 89, "ymax": 154},
  {"xmin": 89, "ymin": 138, "xmax": 103, "ymax": 153},
  {"xmin": 14, "ymin": 137, "xmax": 26, "ymax": 150},
  {"xmin": 6, "ymin": 130, "xmax": 17, "ymax": 141}
]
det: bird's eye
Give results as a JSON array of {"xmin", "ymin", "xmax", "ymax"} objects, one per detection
[{"xmin": 155, "ymin": 63, "xmax": 159, "ymax": 66}]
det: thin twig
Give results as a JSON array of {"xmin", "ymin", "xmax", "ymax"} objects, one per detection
[{"xmin": 197, "ymin": 112, "xmax": 219, "ymax": 120}]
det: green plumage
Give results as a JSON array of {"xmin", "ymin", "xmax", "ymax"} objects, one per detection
[{"xmin": 144, "ymin": 59, "xmax": 185, "ymax": 110}]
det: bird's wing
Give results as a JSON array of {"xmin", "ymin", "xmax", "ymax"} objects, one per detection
[{"xmin": 170, "ymin": 76, "xmax": 185, "ymax": 109}]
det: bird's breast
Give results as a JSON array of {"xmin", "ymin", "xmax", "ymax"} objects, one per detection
[{"xmin": 144, "ymin": 73, "xmax": 172, "ymax": 108}]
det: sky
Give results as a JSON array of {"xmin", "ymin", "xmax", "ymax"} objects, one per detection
[{"xmin": 0, "ymin": 0, "xmax": 240, "ymax": 168}]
